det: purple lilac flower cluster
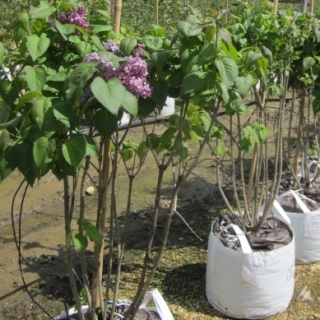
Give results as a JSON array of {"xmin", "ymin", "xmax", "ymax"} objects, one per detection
[
  {"xmin": 59, "ymin": 6, "xmax": 88, "ymax": 34},
  {"xmin": 103, "ymin": 41, "xmax": 121, "ymax": 56},
  {"xmin": 117, "ymin": 56, "xmax": 151, "ymax": 98},
  {"xmin": 80, "ymin": 42, "xmax": 152, "ymax": 106},
  {"xmin": 103, "ymin": 41, "xmax": 151, "ymax": 99}
]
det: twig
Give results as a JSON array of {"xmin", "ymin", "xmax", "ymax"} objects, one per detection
[{"xmin": 172, "ymin": 207, "xmax": 203, "ymax": 241}]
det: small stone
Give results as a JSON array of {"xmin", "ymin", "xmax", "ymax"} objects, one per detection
[{"xmin": 85, "ymin": 186, "xmax": 94, "ymax": 195}]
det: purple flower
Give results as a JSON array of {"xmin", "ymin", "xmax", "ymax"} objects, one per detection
[
  {"xmin": 104, "ymin": 41, "xmax": 121, "ymax": 56},
  {"xmin": 134, "ymin": 44, "xmax": 146, "ymax": 58},
  {"xmin": 59, "ymin": 6, "xmax": 88, "ymax": 34},
  {"xmin": 118, "ymin": 56, "xmax": 152, "ymax": 98},
  {"xmin": 83, "ymin": 52, "xmax": 107, "ymax": 64},
  {"xmin": 118, "ymin": 56, "xmax": 148, "ymax": 79},
  {"xmin": 80, "ymin": 45, "xmax": 152, "ymax": 107}
]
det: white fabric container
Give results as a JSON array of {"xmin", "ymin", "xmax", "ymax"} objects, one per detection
[
  {"xmin": 149, "ymin": 97, "xmax": 175, "ymax": 118},
  {"xmin": 206, "ymin": 222, "xmax": 295, "ymax": 319},
  {"xmin": 276, "ymin": 189, "xmax": 320, "ymax": 264},
  {"xmin": 120, "ymin": 112, "xmax": 131, "ymax": 125}
]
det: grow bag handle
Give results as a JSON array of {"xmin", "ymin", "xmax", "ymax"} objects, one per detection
[{"xmin": 230, "ymin": 224, "xmax": 252, "ymax": 254}]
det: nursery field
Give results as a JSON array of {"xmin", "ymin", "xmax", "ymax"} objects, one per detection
[{"xmin": 1, "ymin": 119, "xmax": 320, "ymax": 320}]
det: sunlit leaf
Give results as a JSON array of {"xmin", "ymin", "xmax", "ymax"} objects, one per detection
[
  {"xmin": 74, "ymin": 234, "xmax": 88, "ymax": 252},
  {"xmin": 91, "ymin": 77, "xmax": 126, "ymax": 116},
  {"xmin": 77, "ymin": 219, "xmax": 102, "ymax": 245},
  {"xmin": 29, "ymin": 1, "xmax": 56, "ymax": 19},
  {"xmin": 120, "ymin": 38, "xmax": 137, "ymax": 56},
  {"xmin": 24, "ymin": 66, "xmax": 46, "ymax": 92},
  {"xmin": 26, "ymin": 34, "xmax": 50, "ymax": 61}
]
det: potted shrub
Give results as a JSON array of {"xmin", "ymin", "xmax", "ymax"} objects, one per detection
[
  {"xmin": 0, "ymin": 2, "xmax": 230, "ymax": 320},
  {"xmin": 229, "ymin": 4, "xmax": 320, "ymax": 266},
  {"xmin": 275, "ymin": 12, "xmax": 320, "ymax": 264},
  {"xmin": 204, "ymin": 6, "xmax": 295, "ymax": 319},
  {"xmin": 0, "ymin": 1, "xmax": 176, "ymax": 319}
]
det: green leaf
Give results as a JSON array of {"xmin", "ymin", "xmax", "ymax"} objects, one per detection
[
  {"xmin": 0, "ymin": 43, "xmax": 5, "ymax": 66},
  {"xmin": 66, "ymin": 231, "xmax": 72, "ymax": 251},
  {"xmin": 149, "ymin": 78, "xmax": 168, "ymax": 107},
  {"xmin": 181, "ymin": 71, "xmax": 211, "ymax": 95},
  {"xmin": 55, "ymin": 20, "xmax": 75, "ymax": 40},
  {"xmin": 16, "ymin": 91, "xmax": 42, "ymax": 111},
  {"xmin": 143, "ymin": 35, "xmax": 163, "ymax": 51},
  {"xmin": 261, "ymin": 46, "xmax": 273, "ymax": 64},
  {"xmin": 31, "ymin": 97, "xmax": 52, "ymax": 130},
  {"xmin": 0, "ymin": 79, "xmax": 22, "ymax": 108},
  {"xmin": 93, "ymin": 108, "xmax": 118, "ymax": 138},
  {"xmin": 245, "ymin": 51, "xmax": 263, "ymax": 69},
  {"xmin": 313, "ymin": 98, "xmax": 320, "ymax": 114},
  {"xmin": 198, "ymin": 43, "xmax": 216, "ymax": 64},
  {"xmin": 303, "ymin": 57, "xmax": 315, "ymax": 72},
  {"xmin": 64, "ymin": 63, "xmax": 97, "ymax": 106},
  {"xmin": 121, "ymin": 148, "xmax": 133, "ymax": 162},
  {"xmin": 121, "ymin": 91, "xmax": 138, "ymax": 117},
  {"xmin": 177, "ymin": 21, "xmax": 201, "ymax": 37},
  {"xmin": 120, "ymin": 38, "xmax": 137, "ymax": 56},
  {"xmin": 219, "ymin": 28, "xmax": 232, "ymax": 49},
  {"xmin": 137, "ymin": 141, "xmax": 147, "ymax": 161},
  {"xmin": 84, "ymin": 136, "xmax": 99, "ymax": 157},
  {"xmin": 96, "ymin": 9, "xmax": 111, "ymax": 19},
  {"xmin": 0, "ymin": 129, "xmax": 9, "ymax": 150},
  {"xmin": 90, "ymin": 35, "xmax": 104, "ymax": 51},
  {"xmin": 77, "ymin": 219, "xmax": 102, "ymax": 245},
  {"xmin": 33, "ymin": 137, "xmax": 55, "ymax": 175},
  {"xmin": 62, "ymin": 134, "xmax": 86, "ymax": 171},
  {"xmin": 24, "ymin": 66, "xmax": 46, "ymax": 92},
  {"xmin": 92, "ymin": 25, "xmax": 113, "ymax": 34},
  {"xmin": 150, "ymin": 51, "xmax": 170, "ymax": 72},
  {"xmin": 0, "ymin": 145, "xmax": 17, "ymax": 181},
  {"xmin": 52, "ymin": 100, "xmax": 78, "ymax": 128},
  {"xmin": 215, "ymin": 57, "xmax": 238, "ymax": 89},
  {"xmin": 26, "ymin": 34, "xmax": 50, "ymax": 61},
  {"xmin": 91, "ymin": 77, "xmax": 126, "ymax": 116},
  {"xmin": 235, "ymin": 74, "xmax": 253, "ymax": 98},
  {"xmin": 29, "ymin": 1, "xmax": 56, "ymax": 19},
  {"xmin": 13, "ymin": 12, "xmax": 30, "ymax": 45},
  {"xmin": 215, "ymin": 81, "xmax": 229, "ymax": 103},
  {"xmin": 211, "ymin": 142, "xmax": 229, "ymax": 156},
  {"xmin": 180, "ymin": 46, "xmax": 199, "ymax": 72},
  {"xmin": 75, "ymin": 41, "xmax": 92, "ymax": 59},
  {"xmin": 74, "ymin": 234, "xmax": 88, "ymax": 253},
  {"xmin": 0, "ymin": 115, "xmax": 21, "ymax": 130}
]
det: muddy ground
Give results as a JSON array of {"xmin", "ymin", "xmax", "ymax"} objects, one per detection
[{"xmin": 1, "ymin": 114, "xmax": 320, "ymax": 320}]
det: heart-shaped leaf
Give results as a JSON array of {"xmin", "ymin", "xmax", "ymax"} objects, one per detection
[
  {"xmin": 29, "ymin": 1, "xmax": 56, "ymax": 19},
  {"xmin": 24, "ymin": 66, "xmax": 46, "ymax": 92},
  {"xmin": 91, "ymin": 77, "xmax": 126, "ymax": 116},
  {"xmin": 26, "ymin": 34, "xmax": 50, "ymax": 61},
  {"xmin": 143, "ymin": 35, "xmax": 163, "ymax": 51},
  {"xmin": 181, "ymin": 71, "xmax": 210, "ymax": 95},
  {"xmin": 235, "ymin": 74, "xmax": 254, "ymax": 98},
  {"xmin": 120, "ymin": 38, "xmax": 137, "ymax": 56},
  {"xmin": 33, "ymin": 136, "xmax": 55, "ymax": 170},
  {"xmin": 62, "ymin": 134, "xmax": 86, "ymax": 171}
]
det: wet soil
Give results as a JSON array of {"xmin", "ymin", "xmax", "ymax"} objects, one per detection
[{"xmin": 1, "ymin": 115, "xmax": 320, "ymax": 320}]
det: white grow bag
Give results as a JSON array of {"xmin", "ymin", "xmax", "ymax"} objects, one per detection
[
  {"xmin": 206, "ymin": 218, "xmax": 295, "ymax": 319},
  {"xmin": 149, "ymin": 97, "xmax": 175, "ymax": 118},
  {"xmin": 53, "ymin": 289, "xmax": 173, "ymax": 320},
  {"xmin": 276, "ymin": 189, "xmax": 320, "ymax": 264}
]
